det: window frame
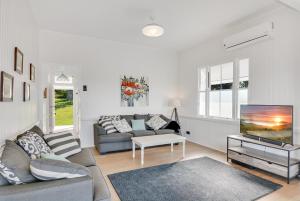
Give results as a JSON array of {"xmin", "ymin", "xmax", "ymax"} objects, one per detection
[{"xmin": 197, "ymin": 58, "xmax": 249, "ymax": 120}]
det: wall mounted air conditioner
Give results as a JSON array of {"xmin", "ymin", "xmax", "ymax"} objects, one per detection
[
  {"xmin": 223, "ymin": 22, "xmax": 274, "ymax": 51},
  {"xmin": 278, "ymin": 0, "xmax": 300, "ymax": 12}
]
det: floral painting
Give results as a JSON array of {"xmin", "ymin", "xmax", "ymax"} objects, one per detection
[{"xmin": 121, "ymin": 76, "xmax": 149, "ymax": 107}]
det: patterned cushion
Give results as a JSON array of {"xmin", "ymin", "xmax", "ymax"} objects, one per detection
[
  {"xmin": 146, "ymin": 115, "xmax": 167, "ymax": 130},
  {"xmin": 0, "ymin": 173, "xmax": 9, "ymax": 186},
  {"xmin": 17, "ymin": 131, "xmax": 52, "ymax": 159},
  {"xmin": 0, "ymin": 161, "xmax": 22, "ymax": 184},
  {"xmin": 30, "ymin": 159, "xmax": 90, "ymax": 181},
  {"xmin": 43, "ymin": 133, "xmax": 81, "ymax": 158},
  {"xmin": 0, "ymin": 140, "xmax": 37, "ymax": 183},
  {"xmin": 112, "ymin": 119, "xmax": 132, "ymax": 133},
  {"xmin": 98, "ymin": 115, "xmax": 120, "ymax": 134}
]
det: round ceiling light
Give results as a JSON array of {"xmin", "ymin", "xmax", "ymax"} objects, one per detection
[{"xmin": 142, "ymin": 23, "xmax": 164, "ymax": 37}]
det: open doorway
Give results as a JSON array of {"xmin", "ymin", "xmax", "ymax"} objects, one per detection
[
  {"xmin": 49, "ymin": 74, "xmax": 80, "ymax": 136},
  {"xmin": 54, "ymin": 89, "xmax": 74, "ymax": 130}
]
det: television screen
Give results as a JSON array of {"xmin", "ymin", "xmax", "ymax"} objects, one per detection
[{"xmin": 240, "ymin": 105, "xmax": 293, "ymax": 145}]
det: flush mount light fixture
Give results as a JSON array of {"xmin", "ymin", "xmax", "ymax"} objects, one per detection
[{"xmin": 142, "ymin": 17, "xmax": 164, "ymax": 37}]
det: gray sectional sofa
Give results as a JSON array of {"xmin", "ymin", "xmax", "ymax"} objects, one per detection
[
  {"xmin": 94, "ymin": 114, "xmax": 180, "ymax": 154},
  {"xmin": 0, "ymin": 126, "xmax": 111, "ymax": 201}
]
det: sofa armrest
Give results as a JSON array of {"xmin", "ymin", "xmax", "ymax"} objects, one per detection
[
  {"xmin": 0, "ymin": 176, "xmax": 93, "ymax": 201},
  {"xmin": 75, "ymin": 138, "xmax": 81, "ymax": 146},
  {"xmin": 94, "ymin": 123, "xmax": 107, "ymax": 135}
]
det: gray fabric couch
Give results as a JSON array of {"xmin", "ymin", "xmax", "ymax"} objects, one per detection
[
  {"xmin": 94, "ymin": 114, "xmax": 179, "ymax": 154},
  {"xmin": 0, "ymin": 126, "xmax": 111, "ymax": 201}
]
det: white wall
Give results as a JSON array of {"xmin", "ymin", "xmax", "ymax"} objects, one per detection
[
  {"xmin": 178, "ymin": 7, "xmax": 300, "ymax": 152},
  {"xmin": 39, "ymin": 30, "xmax": 179, "ymax": 147},
  {"xmin": 0, "ymin": 0, "xmax": 39, "ymax": 144}
]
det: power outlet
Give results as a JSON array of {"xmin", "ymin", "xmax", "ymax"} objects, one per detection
[{"xmin": 186, "ymin": 131, "xmax": 191, "ymax": 135}]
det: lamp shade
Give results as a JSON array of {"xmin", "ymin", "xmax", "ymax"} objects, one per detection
[{"xmin": 169, "ymin": 99, "xmax": 181, "ymax": 107}]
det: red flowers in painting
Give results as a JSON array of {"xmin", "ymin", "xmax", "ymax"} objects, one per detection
[
  {"xmin": 121, "ymin": 76, "xmax": 149, "ymax": 107},
  {"xmin": 121, "ymin": 81, "xmax": 142, "ymax": 89}
]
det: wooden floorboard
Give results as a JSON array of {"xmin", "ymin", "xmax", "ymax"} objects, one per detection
[{"xmin": 92, "ymin": 141, "xmax": 300, "ymax": 201}]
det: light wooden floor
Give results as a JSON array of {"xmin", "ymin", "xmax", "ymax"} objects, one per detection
[{"xmin": 92, "ymin": 142, "xmax": 300, "ymax": 201}]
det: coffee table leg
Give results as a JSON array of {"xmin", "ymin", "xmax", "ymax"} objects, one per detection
[
  {"xmin": 141, "ymin": 146, "xmax": 144, "ymax": 165},
  {"xmin": 132, "ymin": 141, "xmax": 135, "ymax": 158},
  {"xmin": 171, "ymin": 143, "xmax": 174, "ymax": 152},
  {"xmin": 182, "ymin": 140, "xmax": 186, "ymax": 158}
]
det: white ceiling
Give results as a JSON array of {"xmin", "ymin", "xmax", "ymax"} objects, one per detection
[{"xmin": 29, "ymin": 0, "xmax": 281, "ymax": 50}]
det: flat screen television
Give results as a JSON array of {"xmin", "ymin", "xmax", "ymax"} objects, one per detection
[{"xmin": 240, "ymin": 105, "xmax": 293, "ymax": 145}]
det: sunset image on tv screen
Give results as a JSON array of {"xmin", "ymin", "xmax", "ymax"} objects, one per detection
[{"xmin": 240, "ymin": 105, "xmax": 293, "ymax": 144}]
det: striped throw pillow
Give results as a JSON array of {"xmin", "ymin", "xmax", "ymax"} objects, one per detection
[
  {"xmin": 98, "ymin": 115, "xmax": 120, "ymax": 134},
  {"xmin": 43, "ymin": 133, "xmax": 81, "ymax": 158},
  {"xmin": 30, "ymin": 159, "xmax": 89, "ymax": 181}
]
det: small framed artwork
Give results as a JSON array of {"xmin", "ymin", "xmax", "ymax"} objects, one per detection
[
  {"xmin": 0, "ymin": 71, "xmax": 14, "ymax": 102},
  {"xmin": 23, "ymin": 82, "xmax": 30, "ymax": 102},
  {"xmin": 14, "ymin": 47, "xmax": 24, "ymax": 74},
  {"xmin": 43, "ymin": 88, "xmax": 48, "ymax": 99},
  {"xmin": 30, "ymin": 63, "xmax": 35, "ymax": 81}
]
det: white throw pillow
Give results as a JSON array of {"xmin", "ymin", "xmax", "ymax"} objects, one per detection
[
  {"xmin": 146, "ymin": 115, "xmax": 167, "ymax": 130},
  {"xmin": 112, "ymin": 119, "xmax": 132, "ymax": 133}
]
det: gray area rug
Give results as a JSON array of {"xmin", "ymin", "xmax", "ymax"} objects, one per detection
[{"xmin": 108, "ymin": 157, "xmax": 282, "ymax": 201}]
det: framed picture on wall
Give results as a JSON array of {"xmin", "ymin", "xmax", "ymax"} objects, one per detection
[
  {"xmin": 23, "ymin": 82, "xmax": 30, "ymax": 102},
  {"xmin": 30, "ymin": 63, "xmax": 35, "ymax": 81},
  {"xmin": 43, "ymin": 88, "xmax": 48, "ymax": 99},
  {"xmin": 0, "ymin": 71, "xmax": 14, "ymax": 102},
  {"xmin": 14, "ymin": 47, "xmax": 24, "ymax": 74}
]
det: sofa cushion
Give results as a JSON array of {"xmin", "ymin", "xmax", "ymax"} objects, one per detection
[
  {"xmin": 29, "ymin": 125, "xmax": 45, "ymax": 137},
  {"xmin": 0, "ymin": 161, "xmax": 22, "ymax": 184},
  {"xmin": 130, "ymin": 130, "xmax": 155, "ymax": 137},
  {"xmin": 98, "ymin": 116, "xmax": 120, "ymax": 134},
  {"xmin": 112, "ymin": 119, "xmax": 132, "ymax": 133},
  {"xmin": 155, "ymin": 129, "xmax": 175, "ymax": 135},
  {"xmin": 43, "ymin": 132, "xmax": 82, "ymax": 158},
  {"xmin": 120, "ymin": 115, "xmax": 134, "ymax": 126},
  {"xmin": 41, "ymin": 153, "xmax": 70, "ymax": 162},
  {"xmin": 67, "ymin": 148, "xmax": 96, "ymax": 167},
  {"xmin": 0, "ymin": 173, "xmax": 9, "ymax": 186},
  {"xmin": 99, "ymin": 133, "xmax": 133, "ymax": 143},
  {"xmin": 17, "ymin": 125, "xmax": 45, "ymax": 139},
  {"xmin": 131, "ymin": 119, "xmax": 146, "ymax": 130},
  {"xmin": 88, "ymin": 166, "xmax": 111, "ymax": 201},
  {"xmin": 17, "ymin": 133, "xmax": 41, "ymax": 159},
  {"xmin": 0, "ymin": 140, "xmax": 37, "ymax": 183},
  {"xmin": 17, "ymin": 131, "xmax": 52, "ymax": 159},
  {"xmin": 30, "ymin": 159, "xmax": 90, "ymax": 181},
  {"xmin": 134, "ymin": 114, "xmax": 151, "ymax": 129},
  {"xmin": 134, "ymin": 114, "xmax": 151, "ymax": 121},
  {"xmin": 146, "ymin": 115, "xmax": 167, "ymax": 130},
  {"xmin": 159, "ymin": 114, "xmax": 172, "ymax": 129}
]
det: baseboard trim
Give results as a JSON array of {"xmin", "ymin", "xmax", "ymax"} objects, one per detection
[{"xmin": 185, "ymin": 138, "xmax": 226, "ymax": 154}]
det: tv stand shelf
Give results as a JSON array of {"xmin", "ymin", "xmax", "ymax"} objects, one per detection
[{"xmin": 227, "ymin": 135, "xmax": 300, "ymax": 184}]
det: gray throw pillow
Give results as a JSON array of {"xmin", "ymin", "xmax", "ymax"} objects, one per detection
[
  {"xmin": 30, "ymin": 159, "xmax": 90, "ymax": 181},
  {"xmin": 29, "ymin": 126, "xmax": 45, "ymax": 137},
  {"xmin": 18, "ymin": 126, "xmax": 45, "ymax": 139},
  {"xmin": 0, "ymin": 140, "xmax": 37, "ymax": 183}
]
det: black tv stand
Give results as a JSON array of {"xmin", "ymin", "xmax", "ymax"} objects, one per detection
[{"xmin": 227, "ymin": 135, "xmax": 300, "ymax": 184}]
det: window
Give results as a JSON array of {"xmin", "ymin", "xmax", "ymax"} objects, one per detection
[
  {"xmin": 198, "ymin": 59, "xmax": 249, "ymax": 119},
  {"xmin": 198, "ymin": 68, "xmax": 207, "ymax": 116},
  {"xmin": 237, "ymin": 59, "xmax": 249, "ymax": 118}
]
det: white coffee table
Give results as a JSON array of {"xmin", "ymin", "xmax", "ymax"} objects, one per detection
[{"xmin": 132, "ymin": 134, "xmax": 186, "ymax": 165}]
